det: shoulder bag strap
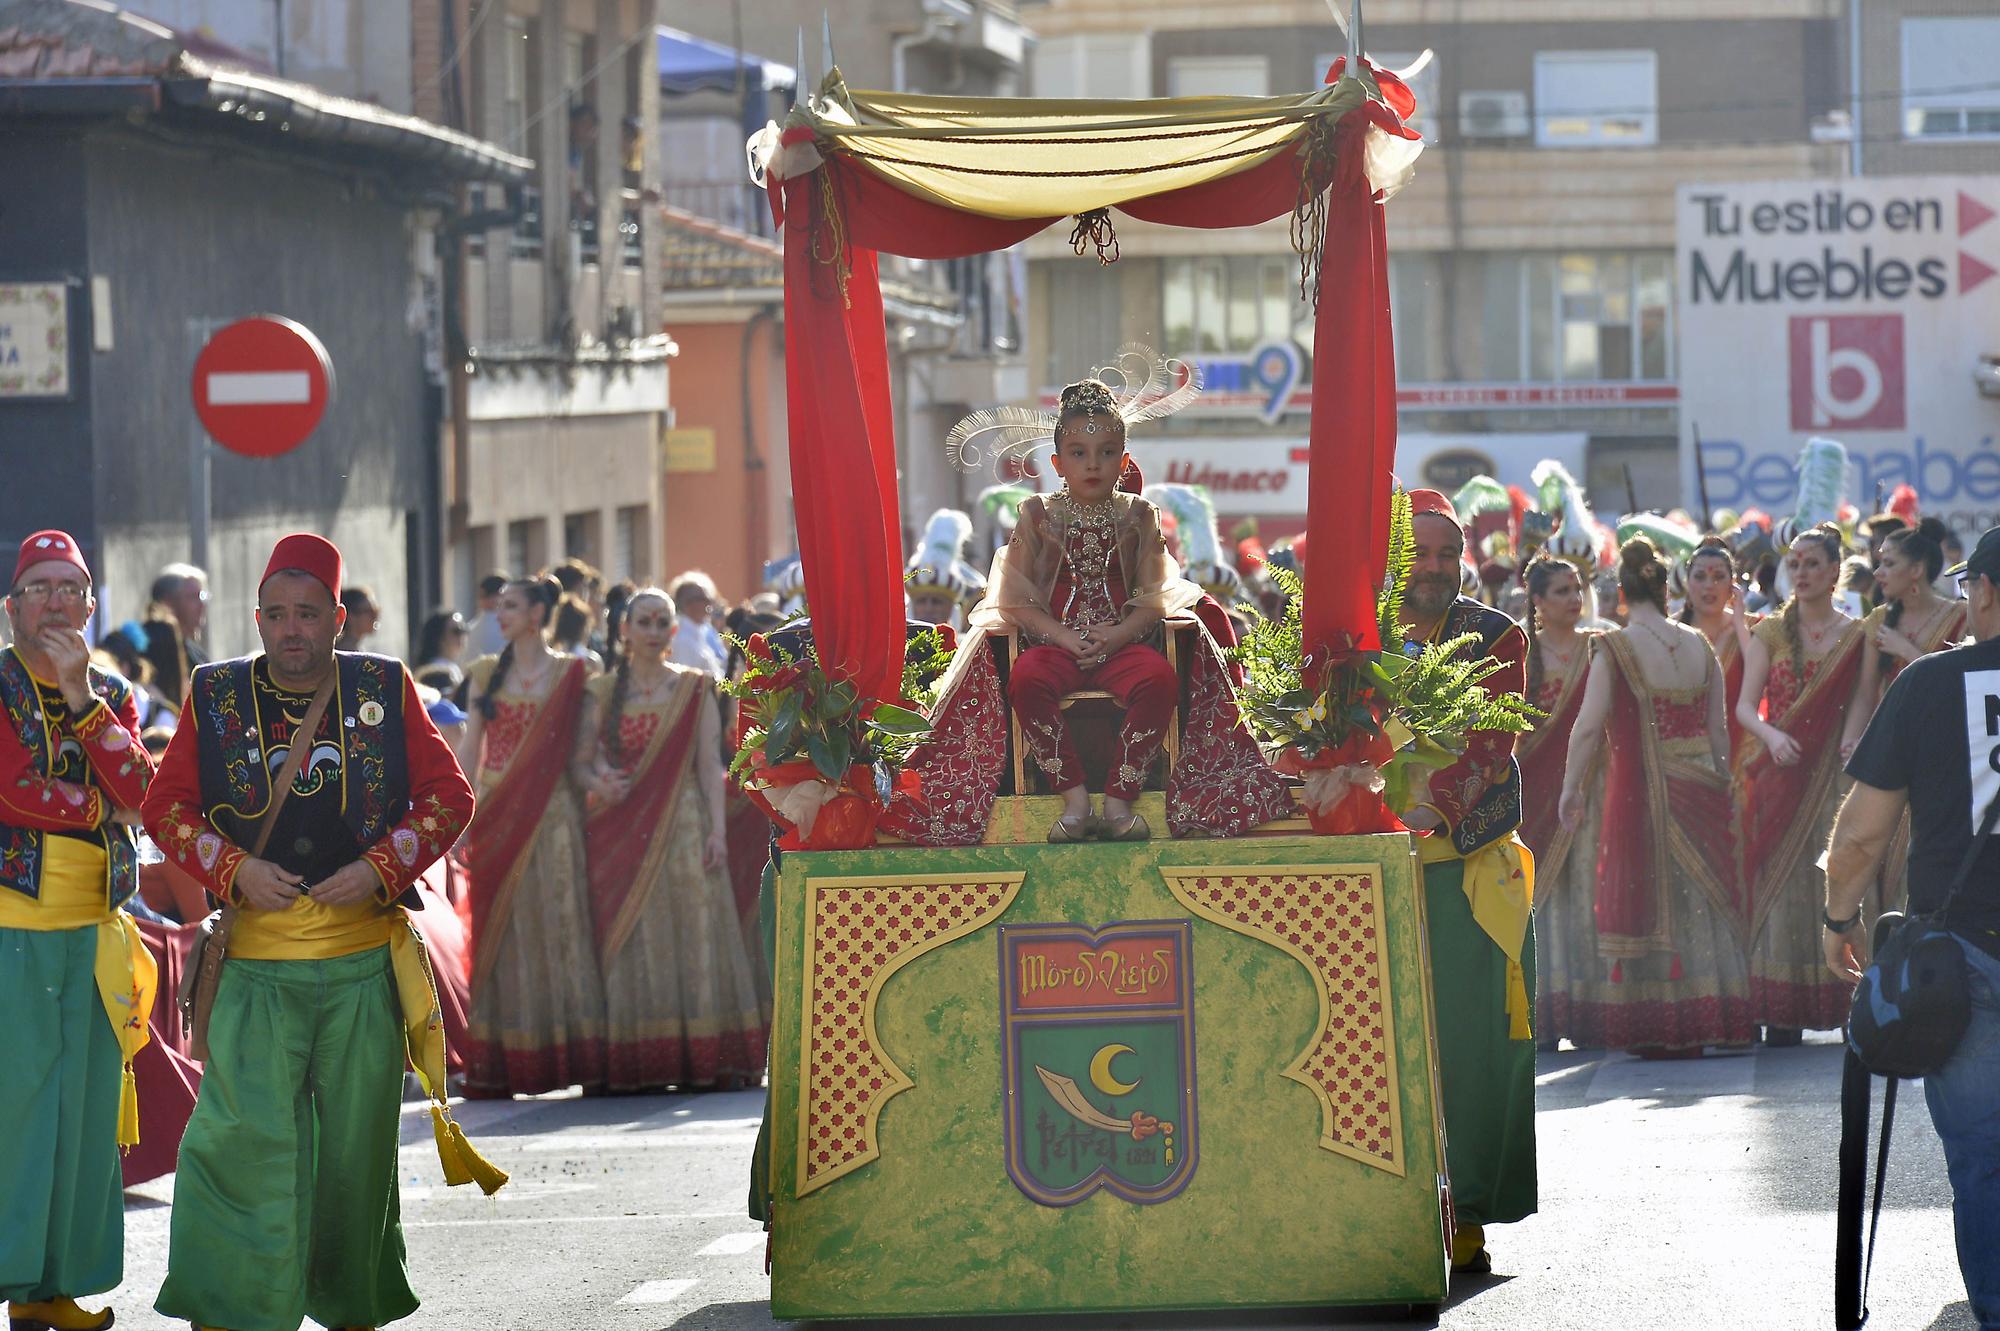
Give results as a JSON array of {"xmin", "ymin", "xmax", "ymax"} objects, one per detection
[{"xmin": 251, "ymin": 673, "xmax": 337, "ymax": 860}]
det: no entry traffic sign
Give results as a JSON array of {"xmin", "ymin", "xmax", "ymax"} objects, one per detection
[{"xmin": 190, "ymin": 316, "xmax": 334, "ymax": 457}]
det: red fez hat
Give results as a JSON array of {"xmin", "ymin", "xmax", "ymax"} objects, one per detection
[
  {"xmin": 1407, "ymin": 489, "xmax": 1463, "ymax": 533},
  {"xmin": 12, "ymin": 530, "xmax": 91, "ymax": 589},
  {"xmin": 261, "ymin": 533, "xmax": 344, "ymax": 603}
]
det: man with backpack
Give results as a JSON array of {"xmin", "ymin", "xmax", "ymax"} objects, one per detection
[{"xmin": 1823, "ymin": 523, "xmax": 2000, "ymax": 1330}]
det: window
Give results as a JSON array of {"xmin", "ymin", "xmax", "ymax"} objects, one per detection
[
  {"xmin": 506, "ymin": 518, "xmax": 546, "ymax": 578},
  {"xmin": 614, "ymin": 506, "xmax": 649, "ymax": 583},
  {"xmin": 1533, "ymin": 50, "xmax": 1657, "ymax": 147},
  {"xmin": 1524, "ymin": 252, "xmax": 1672, "ymax": 382},
  {"xmin": 1902, "ymin": 18, "xmax": 2000, "ymax": 141},
  {"xmin": 1032, "ymin": 33, "xmax": 1150, "ymax": 99},
  {"xmin": 1388, "ymin": 252, "xmax": 1444, "ymax": 382},
  {"xmin": 1316, "ymin": 51, "xmax": 1440, "ymax": 142},
  {"xmin": 1167, "ymin": 56, "xmax": 1269, "ymax": 99},
  {"xmin": 564, "ymin": 510, "xmax": 601, "ymax": 565},
  {"xmin": 1161, "ymin": 256, "xmax": 1302, "ymax": 356},
  {"xmin": 1044, "ymin": 260, "xmax": 1123, "ymax": 391}
]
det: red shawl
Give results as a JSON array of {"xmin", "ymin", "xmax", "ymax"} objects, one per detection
[
  {"xmin": 465, "ymin": 660, "xmax": 587, "ymax": 995},
  {"xmin": 1517, "ymin": 637, "xmax": 1594, "ymax": 883},
  {"xmin": 1735, "ymin": 622, "xmax": 1864, "ymax": 939},
  {"xmin": 585, "ymin": 671, "xmax": 705, "ymax": 958},
  {"xmin": 1594, "ymin": 634, "xmax": 1740, "ymax": 953}
]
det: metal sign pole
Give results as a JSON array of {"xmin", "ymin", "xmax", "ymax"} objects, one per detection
[{"xmin": 187, "ymin": 316, "xmax": 225, "ymax": 571}]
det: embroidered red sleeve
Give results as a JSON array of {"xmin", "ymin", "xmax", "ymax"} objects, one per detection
[
  {"xmin": 71, "ymin": 690, "xmax": 155, "ymax": 814},
  {"xmin": 141, "ymin": 721, "xmax": 247, "ymax": 904},
  {"xmin": 1424, "ymin": 623, "xmax": 1528, "ymax": 832},
  {"xmin": 361, "ymin": 670, "xmax": 476, "ymax": 900},
  {"xmin": 0, "ymin": 710, "xmax": 105, "ymax": 831}
]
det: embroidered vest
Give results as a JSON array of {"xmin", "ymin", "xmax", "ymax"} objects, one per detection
[
  {"xmin": 190, "ymin": 652, "xmax": 414, "ymax": 900},
  {"xmin": 0, "ymin": 651, "xmax": 140, "ymax": 907},
  {"xmin": 1442, "ymin": 596, "xmax": 1525, "ymax": 858}
]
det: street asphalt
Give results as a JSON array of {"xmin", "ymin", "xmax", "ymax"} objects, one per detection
[{"xmin": 104, "ymin": 1036, "xmax": 1979, "ymax": 1331}]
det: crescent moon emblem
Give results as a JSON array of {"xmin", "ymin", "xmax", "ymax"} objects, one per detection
[{"xmin": 1088, "ymin": 1043, "xmax": 1140, "ymax": 1097}]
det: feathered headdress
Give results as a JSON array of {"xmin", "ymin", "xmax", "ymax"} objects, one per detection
[
  {"xmin": 945, "ymin": 343, "xmax": 1203, "ymax": 479},
  {"xmin": 1143, "ymin": 482, "xmax": 1243, "ymax": 603},
  {"xmin": 1772, "ymin": 436, "xmax": 1849, "ymax": 548},
  {"xmin": 1531, "ymin": 459, "xmax": 1614, "ymax": 570},
  {"xmin": 905, "ymin": 509, "xmax": 986, "ymax": 608}
]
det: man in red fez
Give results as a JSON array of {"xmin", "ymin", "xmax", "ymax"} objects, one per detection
[
  {"xmin": 1, "ymin": 531, "xmax": 157, "ymax": 1331},
  {"xmin": 1396, "ymin": 490, "xmax": 1538, "ymax": 1274},
  {"xmin": 145, "ymin": 533, "xmax": 479, "ymax": 1331}
]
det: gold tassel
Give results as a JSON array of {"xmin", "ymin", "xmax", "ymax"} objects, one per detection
[
  {"xmin": 118, "ymin": 1062, "xmax": 140, "ymax": 1150},
  {"xmin": 431, "ymin": 1104, "xmax": 509, "ymax": 1196}
]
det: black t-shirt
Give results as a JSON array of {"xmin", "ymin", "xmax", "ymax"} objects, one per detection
[{"xmin": 1846, "ymin": 637, "xmax": 2000, "ymax": 955}]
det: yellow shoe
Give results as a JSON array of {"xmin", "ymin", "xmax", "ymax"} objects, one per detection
[
  {"xmin": 8, "ymin": 1296, "xmax": 114, "ymax": 1331},
  {"xmin": 1449, "ymin": 1223, "xmax": 1491, "ymax": 1274}
]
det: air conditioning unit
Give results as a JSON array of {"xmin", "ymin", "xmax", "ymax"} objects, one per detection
[{"xmin": 1459, "ymin": 90, "xmax": 1529, "ymax": 139}]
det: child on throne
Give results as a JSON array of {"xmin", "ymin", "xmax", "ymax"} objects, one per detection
[{"xmin": 969, "ymin": 380, "xmax": 1202, "ymax": 843}]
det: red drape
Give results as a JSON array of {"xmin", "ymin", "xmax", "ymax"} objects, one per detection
[
  {"xmin": 776, "ymin": 94, "xmax": 1412, "ymax": 694},
  {"xmin": 1300, "ymin": 104, "xmax": 1403, "ymax": 660}
]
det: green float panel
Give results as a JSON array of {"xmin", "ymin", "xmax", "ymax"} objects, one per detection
[{"xmin": 767, "ymin": 833, "xmax": 1449, "ymax": 1320}]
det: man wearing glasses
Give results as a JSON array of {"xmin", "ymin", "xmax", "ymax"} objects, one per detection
[{"xmin": 0, "ymin": 531, "xmax": 159, "ymax": 1331}]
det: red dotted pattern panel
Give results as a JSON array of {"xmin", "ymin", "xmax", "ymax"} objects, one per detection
[
  {"xmin": 1162, "ymin": 868, "xmax": 1400, "ymax": 1173},
  {"xmin": 800, "ymin": 877, "xmax": 1021, "ymax": 1195}
]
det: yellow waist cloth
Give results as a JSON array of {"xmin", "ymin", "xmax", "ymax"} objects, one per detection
[
  {"xmin": 0, "ymin": 839, "xmax": 156, "ymax": 1148},
  {"xmin": 1418, "ymin": 830, "xmax": 1537, "ymax": 1041},
  {"xmin": 230, "ymin": 895, "xmax": 399, "ymax": 960},
  {"xmin": 0, "ymin": 835, "xmax": 112, "ymax": 929}
]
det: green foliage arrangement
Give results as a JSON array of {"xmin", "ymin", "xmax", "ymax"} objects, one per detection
[
  {"xmin": 1233, "ymin": 489, "xmax": 1540, "ymax": 810},
  {"xmin": 723, "ymin": 626, "xmax": 945, "ymax": 787}
]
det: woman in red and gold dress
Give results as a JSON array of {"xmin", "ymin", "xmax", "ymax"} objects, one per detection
[
  {"xmin": 1839, "ymin": 517, "xmax": 1966, "ymax": 915},
  {"xmin": 1556, "ymin": 539, "xmax": 1752, "ymax": 1054},
  {"xmin": 576, "ymin": 589, "xmax": 766, "ymax": 1092},
  {"xmin": 1680, "ymin": 536, "xmax": 1757, "ymax": 764},
  {"xmin": 457, "ymin": 575, "xmax": 607, "ymax": 1096},
  {"xmin": 1516, "ymin": 555, "xmax": 1601, "ymax": 1047},
  {"xmin": 1734, "ymin": 524, "xmax": 1863, "ymax": 1040}
]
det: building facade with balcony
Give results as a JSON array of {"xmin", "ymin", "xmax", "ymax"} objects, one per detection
[{"xmin": 651, "ymin": 1, "xmax": 1030, "ymax": 594}]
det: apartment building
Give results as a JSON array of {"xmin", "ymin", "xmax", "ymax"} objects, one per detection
[
  {"xmin": 1018, "ymin": 0, "xmax": 1868, "ymax": 530},
  {"xmin": 650, "ymin": 1, "xmax": 1031, "ymax": 593}
]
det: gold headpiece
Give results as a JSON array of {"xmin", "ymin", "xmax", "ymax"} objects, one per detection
[{"xmin": 944, "ymin": 343, "xmax": 1203, "ymax": 478}]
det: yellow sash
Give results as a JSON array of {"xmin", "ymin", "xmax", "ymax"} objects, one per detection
[
  {"xmin": 1419, "ymin": 831, "xmax": 1536, "ymax": 1041},
  {"xmin": 387, "ymin": 919, "xmax": 508, "ymax": 1196},
  {"xmin": 0, "ymin": 839, "xmax": 155, "ymax": 1148},
  {"xmin": 230, "ymin": 895, "xmax": 400, "ymax": 960}
]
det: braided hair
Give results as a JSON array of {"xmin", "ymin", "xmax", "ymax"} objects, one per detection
[
  {"xmin": 1878, "ymin": 516, "xmax": 1949, "ymax": 672},
  {"xmin": 1522, "ymin": 554, "xmax": 1580, "ymax": 701},
  {"xmin": 599, "ymin": 588, "xmax": 674, "ymax": 767},
  {"xmin": 1778, "ymin": 523, "xmax": 1846, "ymax": 682},
  {"xmin": 476, "ymin": 575, "xmax": 560, "ymax": 720},
  {"xmin": 1678, "ymin": 535, "xmax": 1738, "ymax": 624},
  {"xmin": 1054, "ymin": 378, "xmax": 1124, "ymax": 448}
]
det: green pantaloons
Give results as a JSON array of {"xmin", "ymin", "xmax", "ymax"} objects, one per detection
[
  {"xmin": 1423, "ymin": 859, "xmax": 1539, "ymax": 1228},
  {"xmin": 0, "ymin": 927, "xmax": 123, "ymax": 1305},
  {"xmin": 156, "ymin": 946, "xmax": 416, "ymax": 1331}
]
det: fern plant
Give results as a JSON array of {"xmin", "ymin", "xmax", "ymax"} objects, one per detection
[{"xmin": 1232, "ymin": 488, "xmax": 1540, "ymax": 813}]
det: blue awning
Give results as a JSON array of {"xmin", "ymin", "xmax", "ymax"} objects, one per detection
[{"xmin": 657, "ymin": 25, "xmax": 795, "ymax": 96}]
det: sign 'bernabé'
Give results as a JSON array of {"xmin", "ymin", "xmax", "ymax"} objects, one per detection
[{"xmin": 191, "ymin": 315, "xmax": 335, "ymax": 458}]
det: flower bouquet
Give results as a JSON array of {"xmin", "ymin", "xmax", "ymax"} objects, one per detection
[
  {"xmin": 1233, "ymin": 489, "xmax": 1540, "ymax": 835},
  {"xmin": 725, "ymin": 628, "xmax": 944, "ymax": 850}
]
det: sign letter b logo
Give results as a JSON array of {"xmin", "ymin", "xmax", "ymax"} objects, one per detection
[{"xmin": 1789, "ymin": 314, "xmax": 1905, "ymax": 431}]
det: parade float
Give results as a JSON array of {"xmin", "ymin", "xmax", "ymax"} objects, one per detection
[{"xmin": 741, "ymin": 8, "xmax": 1488, "ymax": 1318}]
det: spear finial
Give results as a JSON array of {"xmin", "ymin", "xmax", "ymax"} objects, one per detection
[
  {"xmin": 822, "ymin": 10, "xmax": 837, "ymax": 77},
  {"xmin": 794, "ymin": 27, "xmax": 807, "ymax": 106},
  {"xmin": 1348, "ymin": 0, "xmax": 1364, "ymax": 69}
]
